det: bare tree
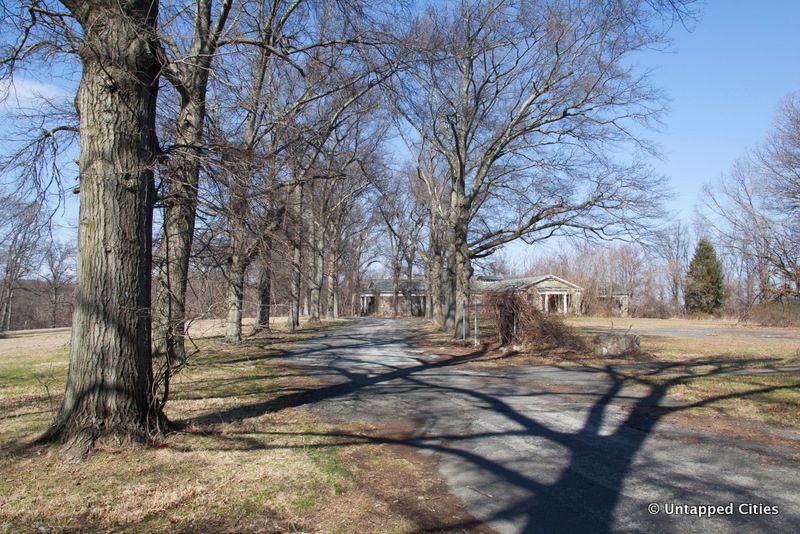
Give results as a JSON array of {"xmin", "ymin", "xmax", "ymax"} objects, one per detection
[
  {"xmin": 699, "ymin": 90, "xmax": 800, "ymax": 313},
  {"xmin": 43, "ymin": 238, "xmax": 75, "ymax": 328},
  {"xmin": 375, "ymin": 168, "xmax": 426, "ymax": 317},
  {"xmin": 152, "ymin": 0, "xmax": 233, "ymax": 362},
  {"xmin": 0, "ymin": 200, "xmax": 43, "ymax": 331},
  {"xmin": 31, "ymin": 0, "xmax": 164, "ymax": 455},
  {"xmin": 702, "ymin": 158, "xmax": 799, "ymax": 310},
  {"xmin": 197, "ymin": 0, "xmax": 395, "ymax": 339},
  {"xmin": 254, "ymin": 247, "xmax": 272, "ymax": 329},
  {"xmin": 651, "ymin": 221, "xmax": 691, "ymax": 316},
  {"xmin": 759, "ymin": 93, "xmax": 800, "ymax": 216},
  {"xmin": 392, "ymin": 0, "xmax": 690, "ymax": 336}
]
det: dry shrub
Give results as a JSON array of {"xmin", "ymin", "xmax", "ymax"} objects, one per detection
[
  {"xmin": 748, "ymin": 300, "xmax": 800, "ymax": 327},
  {"xmin": 487, "ymin": 290, "xmax": 585, "ymax": 351}
]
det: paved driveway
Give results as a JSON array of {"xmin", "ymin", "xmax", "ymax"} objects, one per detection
[{"xmin": 285, "ymin": 319, "xmax": 799, "ymax": 533}]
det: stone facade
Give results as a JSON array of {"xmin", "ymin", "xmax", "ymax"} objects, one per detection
[
  {"xmin": 359, "ymin": 278, "xmax": 427, "ymax": 317},
  {"xmin": 360, "ymin": 274, "xmax": 584, "ymax": 317},
  {"xmin": 473, "ymin": 274, "xmax": 584, "ymax": 316}
]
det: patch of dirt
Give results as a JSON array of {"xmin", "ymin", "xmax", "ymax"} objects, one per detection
[{"xmin": 312, "ymin": 420, "xmax": 494, "ymax": 534}]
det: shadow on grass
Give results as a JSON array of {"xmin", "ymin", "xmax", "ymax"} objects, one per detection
[
  {"xmin": 4, "ymin": 318, "xmax": 796, "ymax": 532},
  {"xmin": 173, "ymin": 318, "xmax": 800, "ymax": 533}
]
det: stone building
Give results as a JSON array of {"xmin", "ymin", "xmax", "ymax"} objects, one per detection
[
  {"xmin": 359, "ymin": 273, "xmax": 584, "ymax": 317},
  {"xmin": 598, "ymin": 291, "xmax": 632, "ymax": 318},
  {"xmin": 359, "ymin": 278, "xmax": 427, "ymax": 316},
  {"xmin": 472, "ymin": 274, "xmax": 583, "ymax": 315}
]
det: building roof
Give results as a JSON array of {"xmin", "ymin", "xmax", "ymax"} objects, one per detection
[{"xmin": 472, "ymin": 274, "xmax": 583, "ymax": 293}]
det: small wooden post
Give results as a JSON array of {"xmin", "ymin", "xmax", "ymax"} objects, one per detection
[
  {"xmin": 462, "ymin": 302, "xmax": 467, "ymax": 345},
  {"xmin": 473, "ymin": 301, "xmax": 478, "ymax": 347}
]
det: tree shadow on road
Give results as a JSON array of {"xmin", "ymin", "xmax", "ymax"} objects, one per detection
[{"xmin": 180, "ymin": 320, "xmax": 800, "ymax": 533}]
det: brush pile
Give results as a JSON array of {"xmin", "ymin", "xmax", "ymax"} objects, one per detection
[{"xmin": 486, "ymin": 289, "xmax": 585, "ymax": 351}]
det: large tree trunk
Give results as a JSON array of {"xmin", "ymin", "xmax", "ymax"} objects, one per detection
[
  {"xmin": 152, "ymin": 1, "xmax": 231, "ymax": 359},
  {"xmin": 442, "ymin": 241, "xmax": 457, "ymax": 331},
  {"xmin": 453, "ymin": 240, "xmax": 472, "ymax": 339},
  {"xmin": 288, "ymin": 242, "xmax": 301, "ymax": 329},
  {"xmin": 0, "ymin": 255, "xmax": 19, "ymax": 332},
  {"xmin": 424, "ymin": 258, "xmax": 433, "ymax": 319},
  {"xmin": 51, "ymin": 285, "xmax": 59, "ymax": 329},
  {"xmin": 224, "ymin": 253, "xmax": 247, "ymax": 343},
  {"xmin": 3, "ymin": 287, "xmax": 12, "ymax": 331},
  {"xmin": 309, "ymin": 224, "xmax": 323, "ymax": 323},
  {"xmin": 0, "ymin": 283, "xmax": 7, "ymax": 333},
  {"xmin": 45, "ymin": 0, "xmax": 161, "ymax": 456},
  {"xmin": 287, "ymin": 185, "xmax": 302, "ymax": 330},
  {"xmin": 326, "ymin": 244, "xmax": 338, "ymax": 319},
  {"xmin": 450, "ymin": 182, "xmax": 472, "ymax": 338},
  {"xmin": 391, "ymin": 255, "xmax": 401, "ymax": 317},
  {"xmin": 256, "ymin": 255, "xmax": 271, "ymax": 330},
  {"xmin": 152, "ymin": 90, "xmax": 207, "ymax": 363},
  {"xmin": 430, "ymin": 248, "xmax": 444, "ymax": 325},
  {"xmin": 406, "ymin": 244, "xmax": 416, "ymax": 315}
]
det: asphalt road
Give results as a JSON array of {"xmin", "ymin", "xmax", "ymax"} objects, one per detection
[{"xmin": 285, "ymin": 319, "xmax": 800, "ymax": 534}]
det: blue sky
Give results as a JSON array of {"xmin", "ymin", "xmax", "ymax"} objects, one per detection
[
  {"xmin": 504, "ymin": 1, "xmax": 800, "ymax": 266},
  {"xmin": 645, "ymin": 0, "xmax": 800, "ymax": 220},
  {"xmin": 3, "ymin": 1, "xmax": 800, "ymax": 259}
]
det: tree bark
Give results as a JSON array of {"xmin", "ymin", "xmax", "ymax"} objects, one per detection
[
  {"xmin": 222, "ymin": 172, "xmax": 252, "ymax": 344},
  {"xmin": 289, "ymin": 241, "xmax": 301, "ymax": 329},
  {"xmin": 326, "ymin": 240, "xmax": 338, "ymax": 319},
  {"xmin": 224, "ymin": 253, "xmax": 247, "ymax": 343},
  {"xmin": 153, "ymin": 0, "xmax": 232, "ymax": 363},
  {"xmin": 430, "ymin": 247, "xmax": 444, "ymax": 325},
  {"xmin": 51, "ymin": 285, "xmax": 59, "ymax": 329},
  {"xmin": 309, "ymin": 221, "xmax": 324, "ymax": 323},
  {"xmin": 256, "ymin": 257, "xmax": 271, "ymax": 330},
  {"xmin": 3, "ymin": 287, "xmax": 12, "ymax": 331},
  {"xmin": 44, "ymin": 0, "xmax": 161, "ymax": 455},
  {"xmin": 287, "ymin": 185, "xmax": 303, "ymax": 330},
  {"xmin": 0, "ymin": 283, "xmax": 7, "ymax": 333},
  {"xmin": 442, "ymin": 241, "xmax": 457, "ymax": 331},
  {"xmin": 152, "ymin": 90, "xmax": 206, "ymax": 362},
  {"xmin": 406, "ymin": 241, "xmax": 416, "ymax": 315},
  {"xmin": 453, "ymin": 225, "xmax": 472, "ymax": 339}
]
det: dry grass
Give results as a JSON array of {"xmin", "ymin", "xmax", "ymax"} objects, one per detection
[
  {"xmin": 567, "ymin": 319, "xmax": 800, "ymax": 428},
  {"xmin": 638, "ymin": 334, "xmax": 800, "ymax": 361},
  {"xmin": 610, "ymin": 358, "xmax": 800, "ymax": 429},
  {"xmin": 412, "ymin": 315, "xmax": 800, "ymax": 431},
  {"xmin": 0, "ymin": 319, "xmax": 480, "ymax": 533},
  {"xmin": 566, "ymin": 315, "xmax": 742, "ymax": 329}
]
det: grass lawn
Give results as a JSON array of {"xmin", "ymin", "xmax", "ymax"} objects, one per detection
[{"xmin": 0, "ymin": 320, "xmax": 476, "ymax": 533}]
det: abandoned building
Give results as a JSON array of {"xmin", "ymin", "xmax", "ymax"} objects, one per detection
[
  {"xmin": 359, "ymin": 278, "xmax": 427, "ymax": 316},
  {"xmin": 360, "ymin": 274, "xmax": 584, "ymax": 316},
  {"xmin": 598, "ymin": 291, "xmax": 632, "ymax": 318},
  {"xmin": 472, "ymin": 274, "xmax": 584, "ymax": 315}
]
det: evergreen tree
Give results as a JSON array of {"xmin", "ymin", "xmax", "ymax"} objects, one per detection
[{"xmin": 685, "ymin": 239, "xmax": 727, "ymax": 314}]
